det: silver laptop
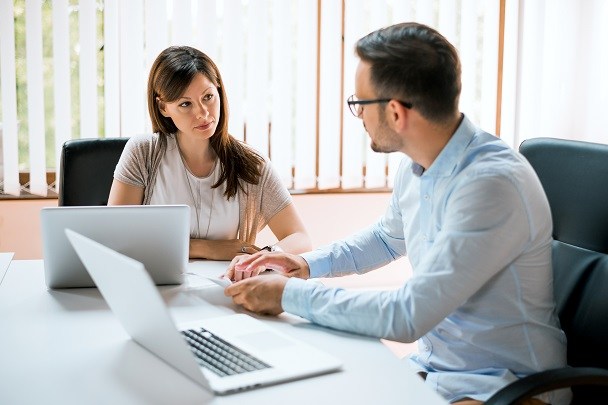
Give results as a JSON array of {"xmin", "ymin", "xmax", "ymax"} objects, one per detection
[
  {"xmin": 41, "ymin": 205, "xmax": 189, "ymax": 289},
  {"xmin": 65, "ymin": 229, "xmax": 342, "ymax": 395}
]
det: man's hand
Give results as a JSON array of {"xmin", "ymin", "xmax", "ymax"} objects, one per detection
[
  {"xmin": 224, "ymin": 274, "xmax": 288, "ymax": 316},
  {"xmin": 224, "ymin": 251, "xmax": 311, "ymax": 282}
]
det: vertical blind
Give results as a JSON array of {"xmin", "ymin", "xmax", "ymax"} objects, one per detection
[
  {"xmin": 499, "ymin": 0, "xmax": 608, "ymax": 148},
  {"xmin": 1, "ymin": 0, "xmax": 557, "ymax": 198}
]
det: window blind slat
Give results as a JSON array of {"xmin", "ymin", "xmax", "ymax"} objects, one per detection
[
  {"xmin": 171, "ymin": 0, "xmax": 193, "ymax": 46},
  {"xmin": 26, "ymin": 0, "xmax": 47, "ymax": 196},
  {"xmin": 53, "ymin": 0, "xmax": 71, "ymax": 179},
  {"xmin": 120, "ymin": 0, "xmax": 146, "ymax": 136},
  {"xmin": 221, "ymin": 0, "xmax": 245, "ymax": 140},
  {"xmin": 498, "ymin": 0, "xmax": 521, "ymax": 146},
  {"xmin": 317, "ymin": 0, "xmax": 342, "ymax": 189},
  {"xmin": 364, "ymin": 1, "xmax": 389, "ymax": 188},
  {"xmin": 388, "ymin": 0, "xmax": 407, "ymax": 188},
  {"xmin": 392, "ymin": 0, "xmax": 412, "ymax": 23},
  {"xmin": 0, "ymin": 0, "xmax": 20, "ymax": 195},
  {"xmin": 579, "ymin": 0, "xmax": 608, "ymax": 145},
  {"xmin": 517, "ymin": 1, "xmax": 544, "ymax": 145},
  {"xmin": 195, "ymin": 0, "xmax": 218, "ymax": 60},
  {"xmin": 459, "ymin": 0, "xmax": 479, "ymax": 123},
  {"xmin": 538, "ymin": 2, "xmax": 578, "ymax": 139},
  {"xmin": 293, "ymin": 0, "xmax": 318, "ymax": 189},
  {"xmin": 415, "ymin": 0, "xmax": 435, "ymax": 26},
  {"xmin": 245, "ymin": 0, "xmax": 270, "ymax": 156},
  {"xmin": 437, "ymin": 0, "xmax": 458, "ymax": 46},
  {"xmin": 342, "ymin": 0, "xmax": 366, "ymax": 189},
  {"xmin": 480, "ymin": 0, "xmax": 499, "ymax": 133},
  {"xmin": 145, "ymin": 0, "xmax": 168, "ymax": 76},
  {"xmin": 269, "ymin": 0, "xmax": 294, "ymax": 187},
  {"xmin": 104, "ymin": 0, "xmax": 120, "ymax": 137},
  {"xmin": 79, "ymin": 0, "xmax": 98, "ymax": 139},
  {"xmin": 144, "ymin": 0, "xmax": 168, "ymax": 134}
]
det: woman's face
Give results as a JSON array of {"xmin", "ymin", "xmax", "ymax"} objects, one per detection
[{"xmin": 158, "ymin": 73, "xmax": 221, "ymax": 140}]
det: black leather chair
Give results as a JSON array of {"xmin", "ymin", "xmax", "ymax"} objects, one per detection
[
  {"xmin": 58, "ymin": 137, "xmax": 129, "ymax": 206},
  {"xmin": 486, "ymin": 137, "xmax": 608, "ymax": 404}
]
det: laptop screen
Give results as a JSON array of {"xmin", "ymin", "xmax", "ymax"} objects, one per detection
[{"xmin": 41, "ymin": 205, "xmax": 190, "ymax": 288}]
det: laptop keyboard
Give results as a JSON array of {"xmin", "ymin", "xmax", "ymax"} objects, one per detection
[{"xmin": 181, "ymin": 328, "xmax": 270, "ymax": 377}]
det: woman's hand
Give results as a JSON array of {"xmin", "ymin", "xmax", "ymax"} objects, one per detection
[{"xmin": 224, "ymin": 250, "xmax": 310, "ymax": 282}]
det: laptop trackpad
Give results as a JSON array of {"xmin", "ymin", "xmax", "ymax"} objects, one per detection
[{"xmin": 238, "ymin": 331, "xmax": 296, "ymax": 351}]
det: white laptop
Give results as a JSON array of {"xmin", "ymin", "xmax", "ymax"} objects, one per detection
[
  {"xmin": 65, "ymin": 229, "xmax": 342, "ymax": 395},
  {"xmin": 41, "ymin": 205, "xmax": 189, "ymax": 289}
]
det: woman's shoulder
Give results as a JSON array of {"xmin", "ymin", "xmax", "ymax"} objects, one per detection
[
  {"xmin": 125, "ymin": 133, "xmax": 162, "ymax": 147},
  {"xmin": 124, "ymin": 133, "xmax": 167, "ymax": 154}
]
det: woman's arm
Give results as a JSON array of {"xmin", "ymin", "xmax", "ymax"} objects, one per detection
[
  {"xmin": 189, "ymin": 203, "xmax": 311, "ymax": 260},
  {"xmin": 107, "ymin": 179, "xmax": 145, "ymax": 205},
  {"xmin": 266, "ymin": 203, "xmax": 312, "ymax": 254},
  {"xmin": 188, "ymin": 239, "xmax": 261, "ymax": 260}
]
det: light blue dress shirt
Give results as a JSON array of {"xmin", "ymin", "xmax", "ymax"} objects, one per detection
[{"xmin": 282, "ymin": 116, "xmax": 570, "ymax": 404}]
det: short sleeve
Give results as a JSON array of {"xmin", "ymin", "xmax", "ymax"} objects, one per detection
[
  {"xmin": 113, "ymin": 134, "xmax": 154, "ymax": 188},
  {"xmin": 257, "ymin": 159, "xmax": 292, "ymax": 224}
]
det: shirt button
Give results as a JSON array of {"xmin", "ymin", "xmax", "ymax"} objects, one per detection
[
  {"xmin": 422, "ymin": 235, "xmax": 427, "ymax": 241},
  {"xmin": 424, "ymin": 194, "xmax": 430, "ymax": 201}
]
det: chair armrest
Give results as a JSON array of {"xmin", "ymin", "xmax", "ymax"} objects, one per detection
[{"xmin": 485, "ymin": 367, "xmax": 608, "ymax": 405}]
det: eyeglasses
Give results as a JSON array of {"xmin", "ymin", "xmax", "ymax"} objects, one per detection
[{"xmin": 347, "ymin": 95, "xmax": 413, "ymax": 118}]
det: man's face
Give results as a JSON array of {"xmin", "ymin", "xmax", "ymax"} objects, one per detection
[{"xmin": 354, "ymin": 61, "xmax": 403, "ymax": 153}]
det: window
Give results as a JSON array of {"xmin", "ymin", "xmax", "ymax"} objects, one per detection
[{"xmin": 0, "ymin": 0, "xmax": 521, "ymax": 197}]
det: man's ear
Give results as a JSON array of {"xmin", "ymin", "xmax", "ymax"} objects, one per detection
[
  {"xmin": 386, "ymin": 99, "xmax": 408, "ymax": 131},
  {"xmin": 156, "ymin": 97, "xmax": 169, "ymax": 117}
]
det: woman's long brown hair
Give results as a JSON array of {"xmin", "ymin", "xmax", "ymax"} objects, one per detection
[{"xmin": 147, "ymin": 46, "xmax": 263, "ymax": 199}]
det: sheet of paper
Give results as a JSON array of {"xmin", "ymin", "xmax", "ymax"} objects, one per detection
[
  {"xmin": 203, "ymin": 275, "xmax": 232, "ymax": 288},
  {"xmin": 0, "ymin": 252, "xmax": 15, "ymax": 287},
  {"xmin": 183, "ymin": 271, "xmax": 232, "ymax": 288}
]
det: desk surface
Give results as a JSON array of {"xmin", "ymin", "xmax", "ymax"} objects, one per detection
[{"xmin": 0, "ymin": 260, "xmax": 446, "ymax": 405}]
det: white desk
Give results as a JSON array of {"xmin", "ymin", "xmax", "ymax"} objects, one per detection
[{"xmin": 0, "ymin": 260, "xmax": 446, "ymax": 405}]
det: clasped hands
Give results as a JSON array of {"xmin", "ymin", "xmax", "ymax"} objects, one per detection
[{"xmin": 221, "ymin": 251, "xmax": 310, "ymax": 316}]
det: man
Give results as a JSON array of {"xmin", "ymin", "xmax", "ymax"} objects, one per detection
[{"xmin": 224, "ymin": 22, "xmax": 569, "ymax": 404}]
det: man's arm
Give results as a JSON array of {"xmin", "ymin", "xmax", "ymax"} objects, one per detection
[{"xmin": 226, "ymin": 173, "xmax": 538, "ymax": 343}]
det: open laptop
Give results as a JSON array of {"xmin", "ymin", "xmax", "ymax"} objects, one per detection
[
  {"xmin": 65, "ymin": 228, "xmax": 342, "ymax": 394},
  {"xmin": 41, "ymin": 205, "xmax": 189, "ymax": 289}
]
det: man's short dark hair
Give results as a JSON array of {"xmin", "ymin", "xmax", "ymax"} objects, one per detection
[{"xmin": 355, "ymin": 22, "xmax": 461, "ymax": 123}]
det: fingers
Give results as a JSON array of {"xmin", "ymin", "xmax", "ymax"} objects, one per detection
[
  {"xmin": 224, "ymin": 253, "xmax": 265, "ymax": 281},
  {"xmin": 224, "ymin": 275, "xmax": 287, "ymax": 316},
  {"xmin": 234, "ymin": 264, "xmax": 268, "ymax": 281},
  {"xmin": 226, "ymin": 251, "xmax": 307, "ymax": 282},
  {"xmin": 235, "ymin": 252, "xmax": 295, "ymax": 274},
  {"xmin": 224, "ymin": 255, "xmax": 245, "ymax": 280}
]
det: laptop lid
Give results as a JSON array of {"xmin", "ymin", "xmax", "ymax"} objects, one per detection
[
  {"xmin": 65, "ymin": 229, "xmax": 342, "ymax": 395},
  {"xmin": 41, "ymin": 205, "xmax": 189, "ymax": 289}
]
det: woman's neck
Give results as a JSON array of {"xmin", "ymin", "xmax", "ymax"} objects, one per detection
[{"xmin": 175, "ymin": 133, "xmax": 216, "ymax": 177}]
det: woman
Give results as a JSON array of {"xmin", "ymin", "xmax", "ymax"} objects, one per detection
[{"xmin": 108, "ymin": 46, "xmax": 311, "ymax": 260}]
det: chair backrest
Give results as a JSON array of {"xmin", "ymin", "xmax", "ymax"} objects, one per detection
[
  {"xmin": 58, "ymin": 137, "xmax": 129, "ymax": 206},
  {"xmin": 519, "ymin": 137, "xmax": 608, "ymax": 401}
]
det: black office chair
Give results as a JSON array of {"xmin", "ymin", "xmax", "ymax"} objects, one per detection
[
  {"xmin": 485, "ymin": 137, "xmax": 608, "ymax": 405},
  {"xmin": 58, "ymin": 137, "xmax": 129, "ymax": 206}
]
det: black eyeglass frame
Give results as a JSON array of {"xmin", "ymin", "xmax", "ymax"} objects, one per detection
[{"xmin": 347, "ymin": 95, "xmax": 413, "ymax": 117}]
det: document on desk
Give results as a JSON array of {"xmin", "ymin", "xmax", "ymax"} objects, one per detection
[
  {"xmin": 183, "ymin": 272, "xmax": 232, "ymax": 288},
  {"xmin": 0, "ymin": 252, "xmax": 15, "ymax": 287},
  {"xmin": 201, "ymin": 275, "xmax": 232, "ymax": 288}
]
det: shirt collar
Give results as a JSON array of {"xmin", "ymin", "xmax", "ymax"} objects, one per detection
[{"xmin": 411, "ymin": 114, "xmax": 476, "ymax": 178}]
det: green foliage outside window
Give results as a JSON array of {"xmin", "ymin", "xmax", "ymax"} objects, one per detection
[{"xmin": 3, "ymin": 0, "xmax": 105, "ymax": 171}]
